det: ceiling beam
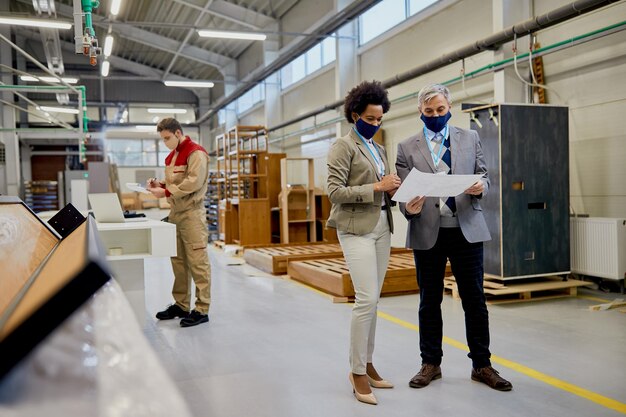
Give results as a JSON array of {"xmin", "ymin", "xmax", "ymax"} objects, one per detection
[
  {"xmin": 20, "ymin": 28, "xmax": 192, "ymax": 82},
  {"xmin": 49, "ymin": 1, "xmax": 235, "ymax": 72},
  {"xmin": 169, "ymin": 0, "xmax": 275, "ymax": 30}
]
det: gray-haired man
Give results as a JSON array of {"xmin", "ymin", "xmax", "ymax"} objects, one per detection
[{"xmin": 396, "ymin": 84, "xmax": 512, "ymax": 392}]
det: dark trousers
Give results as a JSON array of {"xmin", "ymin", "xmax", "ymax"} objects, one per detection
[{"xmin": 413, "ymin": 227, "xmax": 491, "ymax": 369}]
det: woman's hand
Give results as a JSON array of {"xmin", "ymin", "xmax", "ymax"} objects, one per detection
[
  {"xmin": 406, "ymin": 195, "xmax": 426, "ymax": 214},
  {"xmin": 375, "ymin": 173, "xmax": 401, "ymax": 192}
]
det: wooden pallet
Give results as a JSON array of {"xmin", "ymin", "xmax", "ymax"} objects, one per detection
[
  {"xmin": 244, "ymin": 242, "xmax": 410, "ymax": 275},
  {"xmin": 287, "ymin": 252, "xmax": 418, "ymax": 300},
  {"xmin": 444, "ymin": 276, "xmax": 591, "ymax": 304}
]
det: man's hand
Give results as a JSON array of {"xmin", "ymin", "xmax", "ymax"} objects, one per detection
[
  {"xmin": 406, "ymin": 195, "xmax": 426, "ymax": 215},
  {"xmin": 148, "ymin": 187, "xmax": 166, "ymax": 198},
  {"xmin": 146, "ymin": 177, "xmax": 160, "ymax": 188},
  {"xmin": 464, "ymin": 180, "xmax": 484, "ymax": 196}
]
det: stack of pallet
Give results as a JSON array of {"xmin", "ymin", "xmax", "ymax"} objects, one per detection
[
  {"xmin": 444, "ymin": 275, "xmax": 591, "ymax": 304},
  {"xmin": 243, "ymin": 243, "xmax": 423, "ymax": 302}
]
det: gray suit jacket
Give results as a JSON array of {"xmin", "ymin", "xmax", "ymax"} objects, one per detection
[
  {"xmin": 395, "ymin": 126, "xmax": 491, "ymax": 250},
  {"xmin": 326, "ymin": 129, "xmax": 394, "ymax": 235}
]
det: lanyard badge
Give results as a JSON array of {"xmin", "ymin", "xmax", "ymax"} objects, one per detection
[{"xmin": 353, "ymin": 127, "xmax": 385, "ymax": 178}]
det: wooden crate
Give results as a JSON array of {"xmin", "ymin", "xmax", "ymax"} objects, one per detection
[
  {"xmin": 444, "ymin": 276, "xmax": 591, "ymax": 304},
  {"xmin": 287, "ymin": 252, "xmax": 418, "ymax": 299}
]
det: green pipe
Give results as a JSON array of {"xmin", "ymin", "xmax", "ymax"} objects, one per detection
[
  {"xmin": 443, "ymin": 19, "xmax": 626, "ymax": 87},
  {"xmin": 81, "ymin": 0, "xmax": 99, "ymax": 37},
  {"xmin": 388, "ymin": 20, "xmax": 626, "ymax": 106},
  {"xmin": 77, "ymin": 85, "xmax": 89, "ymax": 132}
]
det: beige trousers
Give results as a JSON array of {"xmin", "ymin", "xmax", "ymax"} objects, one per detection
[
  {"xmin": 338, "ymin": 210, "xmax": 391, "ymax": 375},
  {"xmin": 169, "ymin": 207, "xmax": 211, "ymax": 314}
]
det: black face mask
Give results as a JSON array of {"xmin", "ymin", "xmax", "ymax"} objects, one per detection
[
  {"xmin": 355, "ymin": 118, "xmax": 380, "ymax": 139},
  {"xmin": 421, "ymin": 112, "xmax": 452, "ymax": 133}
]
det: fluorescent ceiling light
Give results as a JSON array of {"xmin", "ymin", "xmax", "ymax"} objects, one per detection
[
  {"xmin": 197, "ymin": 29, "xmax": 266, "ymax": 41},
  {"xmin": 164, "ymin": 80, "xmax": 214, "ymax": 88},
  {"xmin": 20, "ymin": 75, "xmax": 78, "ymax": 84},
  {"xmin": 0, "ymin": 16, "xmax": 72, "ymax": 29},
  {"xmin": 136, "ymin": 125, "xmax": 156, "ymax": 131},
  {"xmin": 103, "ymin": 35, "xmax": 114, "ymax": 57},
  {"xmin": 147, "ymin": 108, "xmax": 188, "ymax": 114},
  {"xmin": 101, "ymin": 61, "xmax": 110, "ymax": 77},
  {"xmin": 110, "ymin": 0, "xmax": 122, "ymax": 15},
  {"xmin": 39, "ymin": 106, "xmax": 80, "ymax": 114}
]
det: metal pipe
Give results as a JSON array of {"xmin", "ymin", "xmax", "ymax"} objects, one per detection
[
  {"xmin": 0, "ymin": 29, "xmax": 89, "ymax": 133},
  {"xmin": 266, "ymin": 19, "xmax": 626, "ymax": 143},
  {"xmin": 195, "ymin": 0, "xmax": 380, "ymax": 124},
  {"xmin": 0, "ymin": 33, "xmax": 79, "ymax": 94},
  {"xmin": 0, "ymin": 99, "xmax": 72, "ymax": 126},
  {"xmin": 73, "ymin": 0, "xmax": 83, "ymax": 54},
  {"xmin": 263, "ymin": 0, "xmax": 620, "ymax": 133},
  {"xmin": 31, "ymin": 151, "xmax": 104, "ymax": 156},
  {"xmin": 0, "ymin": 84, "xmax": 75, "ymax": 129}
]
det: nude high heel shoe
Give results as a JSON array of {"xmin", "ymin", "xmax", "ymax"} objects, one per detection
[
  {"xmin": 349, "ymin": 373, "xmax": 378, "ymax": 405},
  {"xmin": 367, "ymin": 374, "xmax": 394, "ymax": 389}
]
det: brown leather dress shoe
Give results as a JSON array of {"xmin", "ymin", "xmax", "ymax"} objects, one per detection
[
  {"xmin": 471, "ymin": 366, "xmax": 513, "ymax": 391},
  {"xmin": 409, "ymin": 364, "xmax": 442, "ymax": 388}
]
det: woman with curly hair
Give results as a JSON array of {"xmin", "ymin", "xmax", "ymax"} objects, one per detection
[{"xmin": 326, "ymin": 80, "xmax": 401, "ymax": 405}]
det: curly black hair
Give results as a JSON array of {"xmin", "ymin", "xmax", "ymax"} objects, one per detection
[{"xmin": 343, "ymin": 80, "xmax": 391, "ymax": 124}]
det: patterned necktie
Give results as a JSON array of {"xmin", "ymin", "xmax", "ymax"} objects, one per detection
[
  {"xmin": 440, "ymin": 134, "xmax": 457, "ymax": 214},
  {"xmin": 431, "ymin": 132, "xmax": 457, "ymax": 215}
]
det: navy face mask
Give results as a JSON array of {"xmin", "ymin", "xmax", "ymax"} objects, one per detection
[
  {"xmin": 355, "ymin": 118, "xmax": 380, "ymax": 139},
  {"xmin": 420, "ymin": 112, "xmax": 452, "ymax": 133}
]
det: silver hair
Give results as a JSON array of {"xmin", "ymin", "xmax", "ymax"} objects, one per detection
[{"xmin": 417, "ymin": 84, "xmax": 452, "ymax": 110}]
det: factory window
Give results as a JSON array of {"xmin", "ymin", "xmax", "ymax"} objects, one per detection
[
  {"xmin": 359, "ymin": 0, "xmax": 438, "ymax": 45},
  {"xmin": 281, "ymin": 34, "xmax": 337, "ymax": 89},
  {"xmin": 236, "ymin": 83, "xmax": 265, "ymax": 115},
  {"xmin": 107, "ymin": 139, "xmax": 169, "ymax": 167}
]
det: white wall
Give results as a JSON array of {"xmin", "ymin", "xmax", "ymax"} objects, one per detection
[{"xmin": 220, "ymin": 0, "xmax": 626, "ymax": 234}]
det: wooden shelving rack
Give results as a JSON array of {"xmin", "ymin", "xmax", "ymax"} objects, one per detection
[{"xmin": 216, "ymin": 125, "xmax": 284, "ymax": 246}]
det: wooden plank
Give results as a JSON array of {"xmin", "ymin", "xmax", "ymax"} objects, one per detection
[
  {"xmin": 287, "ymin": 253, "xmax": 418, "ymax": 298},
  {"xmin": 244, "ymin": 243, "xmax": 410, "ymax": 275},
  {"xmin": 588, "ymin": 299, "xmax": 626, "ymax": 311}
]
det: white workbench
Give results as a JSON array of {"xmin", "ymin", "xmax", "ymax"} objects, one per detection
[{"xmin": 96, "ymin": 219, "xmax": 177, "ymax": 320}]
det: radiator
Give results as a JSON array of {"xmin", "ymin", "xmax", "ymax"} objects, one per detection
[{"xmin": 570, "ymin": 217, "xmax": 626, "ymax": 280}]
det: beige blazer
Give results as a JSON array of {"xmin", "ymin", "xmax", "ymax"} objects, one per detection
[{"xmin": 326, "ymin": 129, "xmax": 394, "ymax": 235}]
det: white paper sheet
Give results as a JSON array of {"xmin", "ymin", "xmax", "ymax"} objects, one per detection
[
  {"xmin": 392, "ymin": 168, "xmax": 483, "ymax": 202},
  {"xmin": 125, "ymin": 182, "xmax": 151, "ymax": 194}
]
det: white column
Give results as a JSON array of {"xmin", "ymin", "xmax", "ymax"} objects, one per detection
[
  {"xmin": 263, "ymin": 22, "xmax": 282, "ymax": 152},
  {"xmin": 334, "ymin": 0, "xmax": 359, "ymax": 139},
  {"xmin": 0, "ymin": 0, "xmax": 20, "ymax": 196},
  {"xmin": 222, "ymin": 61, "xmax": 238, "ymax": 129},
  {"xmin": 197, "ymin": 90, "xmax": 212, "ymax": 151},
  {"xmin": 492, "ymin": 0, "xmax": 532, "ymax": 103}
]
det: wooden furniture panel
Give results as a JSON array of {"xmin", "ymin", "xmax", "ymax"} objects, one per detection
[
  {"xmin": 279, "ymin": 158, "xmax": 316, "ymax": 243},
  {"xmin": 237, "ymin": 199, "xmax": 271, "ymax": 246}
]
